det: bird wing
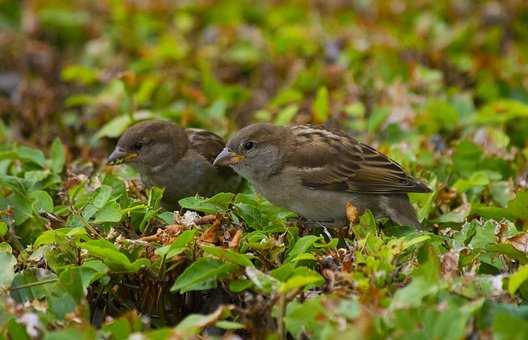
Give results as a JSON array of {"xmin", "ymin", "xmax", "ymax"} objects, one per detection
[
  {"xmin": 185, "ymin": 128, "xmax": 226, "ymax": 164},
  {"xmin": 287, "ymin": 125, "xmax": 431, "ymax": 194}
]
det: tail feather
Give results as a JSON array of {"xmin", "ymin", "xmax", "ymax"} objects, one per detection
[{"xmin": 380, "ymin": 194, "xmax": 423, "ymax": 229}]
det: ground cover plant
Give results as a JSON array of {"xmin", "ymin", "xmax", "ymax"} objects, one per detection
[{"xmin": 1, "ymin": 0, "xmax": 528, "ymax": 338}]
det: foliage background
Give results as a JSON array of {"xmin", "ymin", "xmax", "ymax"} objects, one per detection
[{"xmin": 1, "ymin": 0, "xmax": 528, "ymax": 338}]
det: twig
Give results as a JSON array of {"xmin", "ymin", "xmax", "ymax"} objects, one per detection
[{"xmin": 9, "ymin": 278, "xmax": 58, "ymax": 291}]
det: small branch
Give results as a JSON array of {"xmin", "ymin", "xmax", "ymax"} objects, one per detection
[{"xmin": 9, "ymin": 278, "xmax": 58, "ymax": 291}]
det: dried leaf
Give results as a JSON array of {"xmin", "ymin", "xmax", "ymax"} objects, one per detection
[{"xmin": 346, "ymin": 202, "xmax": 359, "ymax": 224}]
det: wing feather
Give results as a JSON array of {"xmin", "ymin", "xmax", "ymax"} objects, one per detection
[
  {"xmin": 288, "ymin": 125, "xmax": 431, "ymax": 193},
  {"xmin": 185, "ymin": 128, "xmax": 226, "ymax": 164}
]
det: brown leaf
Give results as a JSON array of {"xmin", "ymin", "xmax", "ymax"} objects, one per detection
[
  {"xmin": 441, "ymin": 251, "xmax": 459, "ymax": 279},
  {"xmin": 346, "ymin": 201, "xmax": 359, "ymax": 224},
  {"xmin": 200, "ymin": 218, "xmax": 221, "ymax": 244},
  {"xmin": 229, "ymin": 229, "xmax": 243, "ymax": 249},
  {"xmin": 140, "ymin": 224, "xmax": 184, "ymax": 244},
  {"xmin": 507, "ymin": 233, "xmax": 528, "ymax": 253},
  {"xmin": 195, "ymin": 214, "xmax": 218, "ymax": 225}
]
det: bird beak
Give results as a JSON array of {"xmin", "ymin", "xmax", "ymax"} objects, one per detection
[
  {"xmin": 107, "ymin": 147, "xmax": 138, "ymax": 165},
  {"xmin": 213, "ymin": 148, "xmax": 244, "ymax": 166}
]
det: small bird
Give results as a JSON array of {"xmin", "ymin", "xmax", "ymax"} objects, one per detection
[
  {"xmin": 107, "ymin": 120, "xmax": 242, "ymax": 208},
  {"xmin": 214, "ymin": 123, "xmax": 431, "ymax": 228}
]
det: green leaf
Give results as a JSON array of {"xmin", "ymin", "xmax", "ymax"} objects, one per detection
[
  {"xmin": 279, "ymin": 267, "xmax": 324, "ymax": 293},
  {"xmin": 17, "ymin": 146, "xmax": 46, "ymax": 167},
  {"xmin": 10, "ymin": 269, "xmax": 57, "ymax": 303},
  {"xmin": 93, "ymin": 201, "xmax": 122, "ymax": 223},
  {"xmin": 171, "ymin": 258, "xmax": 237, "ymax": 293},
  {"xmin": 228, "ymin": 279, "xmax": 253, "ymax": 292},
  {"xmin": 493, "ymin": 310, "xmax": 528, "ymax": 340},
  {"xmin": 287, "ymin": 235, "xmax": 321, "ymax": 261},
  {"xmin": 93, "ymin": 185, "xmax": 113, "ymax": 209},
  {"xmin": 285, "ymin": 296, "xmax": 329, "ymax": 339},
  {"xmin": 0, "ymin": 252, "xmax": 17, "ymax": 289},
  {"xmin": 79, "ymin": 240, "xmax": 149, "ymax": 272},
  {"xmin": 58, "ymin": 267, "xmax": 85, "ymax": 303},
  {"xmin": 245, "ymin": 267, "xmax": 280, "ymax": 294},
  {"xmin": 7, "ymin": 319, "xmax": 30, "ymax": 340},
  {"xmin": 174, "ymin": 307, "xmax": 226, "ymax": 337},
  {"xmin": 179, "ymin": 192, "xmax": 235, "ymax": 214},
  {"xmin": 202, "ymin": 245, "xmax": 254, "ymax": 267},
  {"xmin": 215, "ymin": 320, "xmax": 245, "ymax": 330},
  {"xmin": 367, "ymin": 107, "xmax": 390, "ymax": 134},
  {"xmin": 34, "ymin": 227, "xmax": 88, "ymax": 247},
  {"xmin": 509, "ymin": 264, "xmax": 528, "ymax": 295},
  {"xmin": 155, "ymin": 229, "xmax": 197, "ymax": 259},
  {"xmin": 29, "ymin": 190, "xmax": 54, "ymax": 213},
  {"xmin": 43, "ymin": 328, "xmax": 96, "ymax": 340},
  {"xmin": 49, "ymin": 137, "xmax": 66, "ymax": 173},
  {"xmin": 95, "ymin": 112, "xmax": 154, "ymax": 139},
  {"xmin": 274, "ymin": 104, "xmax": 298, "ymax": 126},
  {"xmin": 452, "ymin": 171, "xmax": 491, "ymax": 192},
  {"xmin": 312, "ymin": 86, "xmax": 329, "ymax": 123},
  {"xmin": 0, "ymin": 221, "xmax": 7, "ymax": 237}
]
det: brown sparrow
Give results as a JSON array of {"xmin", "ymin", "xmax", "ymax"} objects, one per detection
[
  {"xmin": 214, "ymin": 123, "xmax": 431, "ymax": 228},
  {"xmin": 108, "ymin": 120, "xmax": 242, "ymax": 208}
]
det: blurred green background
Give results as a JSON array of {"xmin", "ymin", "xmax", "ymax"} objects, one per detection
[
  {"xmin": 2, "ymin": 0, "xmax": 528, "ymax": 154},
  {"xmin": 2, "ymin": 1, "xmax": 528, "ymax": 339}
]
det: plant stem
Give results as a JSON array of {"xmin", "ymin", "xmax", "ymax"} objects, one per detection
[
  {"xmin": 277, "ymin": 293, "xmax": 286, "ymax": 340},
  {"xmin": 9, "ymin": 278, "xmax": 58, "ymax": 291}
]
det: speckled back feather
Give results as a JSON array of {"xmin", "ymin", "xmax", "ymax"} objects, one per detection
[
  {"xmin": 287, "ymin": 125, "xmax": 431, "ymax": 194},
  {"xmin": 186, "ymin": 128, "xmax": 226, "ymax": 164}
]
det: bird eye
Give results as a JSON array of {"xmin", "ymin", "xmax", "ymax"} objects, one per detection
[
  {"xmin": 243, "ymin": 141, "xmax": 255, "ymax": 151},
  {"xmin": 134, "ymin": 142, "xmax": 143, "ymax": 150}
]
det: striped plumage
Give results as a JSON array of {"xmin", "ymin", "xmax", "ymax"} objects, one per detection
[
  {"xmin": 215, "ymin": 123, "xmax": 431, "ymax": 228},
  {"xmin": 287, "ymin": 125, "xmax": 431, "ymax": 194}
]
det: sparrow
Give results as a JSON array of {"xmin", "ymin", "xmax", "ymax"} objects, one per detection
[
  {"xmin": 107, "ymin": 120, "xmax": 242, "ymax": 208},
  {"xmin": 213, "ymin": 123, "xmax": 431, "ymax": 228}
]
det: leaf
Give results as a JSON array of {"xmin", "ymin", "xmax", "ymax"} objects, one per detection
[
  {"xmin": 508, "ymin": 264, "xmax": 528, "ymax": 295},
  {"xmin": 79, "ymin": 240, "xmax": 149, "ymax": 273},
  {"xmin": 493, "ymin": 310, "xmax": 528, "ymax": 340},
  {"xmin": 95, "ymin": 111, "xmax": 154, "ymax": 139},
  {"xmin": 174, "ymin": 306, "xmax": 226, "ymax": 337},
  {"xmin": 34, "ymin": 227, "xmax": 88, "ymax": 247},
  {"xmin": 215, "ymin": 320, "xmax": 245, "ymax": 330},
  {"xmin": 0, "ymin": 252, "xmax": 17, "ymax": 289},
  {"xmin": 435, "ymin": 203, "xmax": 470, "ymax": 223},
  {"xmin": 29, "ymin": 190, "xmax": 54, "ymax": 213},
  {"xmin": 58, "ymin": 267, "xmax": 85, "ymax": 303},
  {"xmin": 10, "ymin": 269, "xmax": 57, "ymax": 303},
  {"xmin": 287, "ymin": 235, "xmax": 321, "ymax": 261},
  {"xmin": 284, "ymin": 296, "xmax": 328, "ymax": 339},
  {"xmin": 274, "ymin": 104, "xmax": 298, "ymax": 126},
  {"xmin": 93, "ymin": 201, "xmax": 122, "ymax": 223},
  {"xmin": 0, "ymin": 221, "xmax": 8, "ymax": 237},
  {"xmin": 17, "ymin": 146, "xmax": 46, "ymax": 167},
  {"xmin": 202, "ymin": 245, "xmax": 254, "ymax": 267},
  {"xmin": 367, "ymin": 107, "xmax": 390, "ymax": 134},
  {"xmin": 49, "ymin": 137, "xmax": 66, "ymax": 173},
  {"xmin": 312, "ymin": 86, "xmax": 329, "ymax": 123},
  {"xmin": 279, "ymin": 268, "xmax": 324, "ymax": 293},
  {"xmin": 43, "ymin": 328, "xmax": 96, "ymax": 340},
  {"xmin": 179, "ymin": 192, "xmax": 235, "ymax": 214},
  {"xmin": 228, "ymin": 279, "xmax": 253, "ymax": 292},
  {"xmin": 245, "ymin": 267, "xmax": 280, "ymax": 294},
  {"xmin": 93, "ymin": 185, "xmax": 113, "ymax": 209},
  {"xmin": 472, "ymin": 191, "xmax": 528, "ymax": 222},
  {"xmin": 155, "ymin": 229, "xmax": 197, "ymax": 259},
  {"xmin": 171, "ymin": 258, "xmax": 237, "ymax": 293}
]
